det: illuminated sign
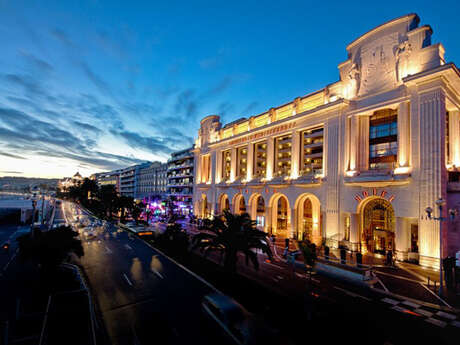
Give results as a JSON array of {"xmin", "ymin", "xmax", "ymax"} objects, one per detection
[
  {"xmin": 229, "ymin": 122, "xmax": 297, "ymax": 146},
  {"xmin": 354, "ymin": 188, "xmax": 395, "ymax": 203}
]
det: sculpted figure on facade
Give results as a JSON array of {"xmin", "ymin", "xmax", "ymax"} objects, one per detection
[
  {"xmin": 395, "ymin": 39, "xmax": 412, "ymax": 81},
  {"xmin": 348, "ymin": 63, "xmax": 360, "ymax": 98}
]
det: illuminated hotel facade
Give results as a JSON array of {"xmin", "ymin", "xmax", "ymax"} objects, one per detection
[{"xmin": 192, "ymin": 14, "xmax": 460, "ymax": 268}]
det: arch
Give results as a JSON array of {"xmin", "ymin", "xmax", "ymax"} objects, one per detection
[
  {"xmin": 218, "ymin": 193, "xmax": 230, "ymax": 213},
  {"xmin": 268, "ymin": 193, "xmax": 291, "ymax": 236},
  {"xmin": 248, "ymin": 193, "xmax": 266, "ymax": 230},
  {"xmin": 232, "ymin": 193, "xmax": 246, "ymax": 215},
  {"xmin": 294, "ymin": 193, "xmax": 322, "ymax": 244},
  {"xmin": 357, "ymin": 196, "xmax": 395, "ymax": 254}
]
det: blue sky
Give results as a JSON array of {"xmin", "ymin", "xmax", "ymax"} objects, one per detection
[{"xmin": 0, "ymin": 0, "xmax": 459, "ymax": 178}]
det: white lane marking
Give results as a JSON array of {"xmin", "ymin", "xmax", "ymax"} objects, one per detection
[
  {"xmin": 425, "ymin": 317, "xmax": 446, "ymax": 328},
  {"xmin": 124, "ymin": 244, "xmax": 132, "ymax": 250},
  {"xmin": 276, "ymin": 275, "xmax": 284, "ymax": 280},
  {"xmin": 295, "ymin": 272, "xmax": 320, "ymax": 283},
  {"xmin": 451, "ymin": 320, "xmax": 460, "ymax": 328},
  {"xmin": 376, "ymin": 277, "xmax": 389, "ymax": 293},
  {"xmin": 334, "ymin": 286, "xmax": 372, "ymax": 301},
  {"xmin": 2, "ymin": 249, "xmax": 19, "ymax": 272},
  {"xmin": 105, "ymin": 246, "xmax": 112, "ymax": 254},
  {"xmin": 151, "ymin": 268, "xmax": 164, "ymax": 279},
  {"xmin": 414, "ymin": 308, "xmax": 433, "ymax": 317},
  {"xmin": 436, "ymin": 311, "xmax": 457, "ymax": 320},
  {"xmin": 419, "ymin": 282, "xmax": 452, "ymax": 308},
  {"xmin": 402, "ymin": 300, "xmax": 420, "ymax": 309},
  {"xmin": 123, "ymin": 273, "xmax": 133, "ymax": 286}
]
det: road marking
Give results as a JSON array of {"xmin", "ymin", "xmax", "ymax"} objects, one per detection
[
  {"xmin": 105, "ymin": 246, "xmax": 112, "ymax": 254},
  {"xmin": 124, "ymin": 244, "xmax": 132, "ymax": 250},
  {"xmin": 151, "ymin": 268, "xmax": 164, "ymax": 279},
  {"xmin": 391, "ymin": 305, "xmax": 407, "ymax": 313},
  {"xmin": 382, "ymin": 297, "xmax": 400, "ymax": 305},
  {"xmin": 2, "ymin": 248, "xmax": 19, "ymax": 272},
  {"xmin": 334, "ymin": 286, "xmax": 372, "ymax": 301},
  {"xmin": 376, "ymin": 277, "xmax": 389, "ymax": 293},
  {"xmin": 436, "ymin": 311, "xmax": 457, "ymax": 320},
  {"xmin": 414, "ymin": 308, "xmax": 433, "ymax": 317},
  {"xmin": 295, "ymin": 272, "xmax": 320, "ymax": 283},
  {"xmin": 451, "ymin": 321, "xmax": 460, "ymax": 328},
  {"xmin": 123, "ymin": 273, "xmax": 133, "ymax": 286},
  {"xmin": 419, "ymin": 283, "xmax": 452, "ymax": 308},
  {"xmin": 425, "ymin": 317, "xmax": 446, "ymax": 328},
  {"xmin": 402, "ymin": 300, "xmax": 420, "ymax": 309}
]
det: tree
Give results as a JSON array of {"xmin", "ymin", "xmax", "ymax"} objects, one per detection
[
  {"xmin": 116, "ymin": 196, "xmax": 134, "ymax": 222},
  {"xmin": 17, "ymin": 226, "xmax": 84, "ymax": 270},
  {"xmin": 131, "ymin": 201, "xmax": 145, "ymax": 224},
  {"xmin": 191, "ymin": 211, "xmax": 272, "ymax": 273},
  {"xmin": 97, "ymin": 184, "xmax": 118, "ymax": 218}
]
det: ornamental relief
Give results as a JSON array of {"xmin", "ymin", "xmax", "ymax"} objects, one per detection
[{"xmin": 358, "ymin": 33, "xmax": 399, "ymax": 96}]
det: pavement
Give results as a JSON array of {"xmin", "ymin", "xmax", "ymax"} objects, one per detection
[{"xmin": 63, "ymin": 202, "xmax": 242, "ymax": 345}]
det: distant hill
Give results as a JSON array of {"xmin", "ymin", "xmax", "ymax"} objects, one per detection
[{"xmin": 0, "ymin": 176, "xmax": 59, "ymax": 192}]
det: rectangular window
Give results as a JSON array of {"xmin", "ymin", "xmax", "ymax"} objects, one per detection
[
  {"xmin": 237, "ymin": 146, "xmax": 247, "ymax": 179},
  {"xmin": 274, "ymin": 134, "xmax": 292, "ymax": 177},
  {"xmin": 222, "ymin": 150, "xmax": 231, "ymax": 181},
  {"xmin": 253, "ymin": 141, "xmax": 267, "ymax": 178},
  {"xmin": 300, "ymin": 127, "xmax": 323, "ymax": 176},
  {"xmin": 369, "ymin": 109, "xmax": 397, "ymax": 170}
]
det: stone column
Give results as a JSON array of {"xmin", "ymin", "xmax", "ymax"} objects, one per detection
[
  {"xmin": 216, "ymin": 150, "xmax": 222, "ymax": 183},
  {"xmin": 210, "ymin": 151, "xmax": 216, "ymax": 184},
  {"xmin": 449, "ymin": 110, "xmax": 460, "ymax": 166},
  {"xmin": 246, "ymin": 142, "xmax": 254, "ymax": 181},
  {"xmin": 289, "ymin": 207, "xmax": 296, "ymax": 239},
  {"xmin": 348, "ymin": 115, "xmax": 359, "ymax": 172},
  {"xmin": 350, "ymin": 213, "xmax": 359, "ymax": 252},
  {"xmin": 266, "ymin": 138, "xmax": 274, "ymax": 179},
  {"xmin": 291, "ymin": 130, "xmax": 300, "ymax": 178},
  {"xmin": 266, "ymin": 206, "xmax": 273, "ymax": 234},
  {"xmin": 395, "ymin": 217, "xmax": 409, "ymax": 261},
  {"xmin": 418, "ymin": 89, "xmax": 447, "ymax": 268},
  {"xmin": 358, "ymin": 116, "xmax": 369, "ymax": 172},
  {"xmin": 230, "ymin": 148, "xmax": 237, "ymax": 181},
  {"xmin": 397, "ymin": 102, "xmax": 411, "ymax": 169}
]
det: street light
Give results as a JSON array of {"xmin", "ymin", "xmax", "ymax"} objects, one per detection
[{"xmin": 425, "ymin": 198, "xmax": 457, "ymax": 296}]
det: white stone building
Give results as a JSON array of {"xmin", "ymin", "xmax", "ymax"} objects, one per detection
[{"xmin": 192, "ymin": 14, "xmax": 460, "ymax": 269}]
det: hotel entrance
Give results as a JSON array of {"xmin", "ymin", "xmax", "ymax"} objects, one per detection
[{"xmin": 360, "ymin": 198, "xmax": 395, "ymax": 255}]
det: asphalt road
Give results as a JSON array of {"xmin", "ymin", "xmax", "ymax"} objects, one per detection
[{"xmin": 65, "ymin": 203, "xmax": 236, "ymax": 345}]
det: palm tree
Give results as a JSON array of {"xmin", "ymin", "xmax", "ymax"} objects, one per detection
[{"xmin": 191, "ymin": 211, "xmax": 272, "ymax": 273}]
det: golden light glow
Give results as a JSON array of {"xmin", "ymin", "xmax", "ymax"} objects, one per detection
[
  {"xmin": 345, "ymin": 170, "xmax": 357, "ymax": 177},
  {"xmin": 394, "ymin": 166, "xmax": 411, "ymax": 174}
]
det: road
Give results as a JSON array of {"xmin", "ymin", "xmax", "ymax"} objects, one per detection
[{"xmin": 64, "ymin": 202, "xmax": 236, "ymax": 345}]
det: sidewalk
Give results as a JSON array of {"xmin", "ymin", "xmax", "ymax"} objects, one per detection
[{"xmin": 177, "ymin": 222, "xmax": 460, "ymax": 310}]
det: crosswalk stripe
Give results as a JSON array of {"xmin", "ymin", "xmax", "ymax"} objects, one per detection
[
  {"xmin": 382, "ymin": 298, "xmax": 399, "ymax": 305},
  {"xmin": 451, "ymin": 321, "xmax": 460, "ymax": 328},
  {"xmin": 426, "ymin": 318, "xmax": 446, "ymax": 328},
  {"xmin": 414, "ymin": 308, "xmax": 433, "ymax": 317},
  {"xmin": 401, "ymin": 300, "xmax": 420, "ymax": 309},
  {"xmin": 436, "ymin": 311, "xmax": 457, "ymax": 320}
]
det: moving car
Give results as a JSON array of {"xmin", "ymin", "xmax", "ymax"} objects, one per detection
[{"xmin": 202, "ymin": 294, "xmax": 254, "ymax": 345}]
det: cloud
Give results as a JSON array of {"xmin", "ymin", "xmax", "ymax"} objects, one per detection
[
  {"xmin": 71, "ymin": 121, "xmax": 102, "ymax": 135},
  {"xmin": 4, "ymin": 73, "xmax": 46, "ymax": 98},
  {"xmin": 0, "ymin": 171, "xmax": 23, "ymax": 174},
  {"xmin": 80, "ymin": 62, "xmax": 114, "ymax": 98},
  {"xmin": 0, "ymin": 152, "xmax": 27, "ymax": 160},
  {"xmin": 50, "ymin": 28, "xmax": 75, "ymax": 48},
  {"xmin": 18, "ymin": 51, "xmax": 53, "ymax": 72},
  {"xmin": 0, "ymin": 107, "xmax": 143, "ymax": 171},
  {"xmin": 110, "ymin": 129, "xmax": 175, "ymax": 156},
  {"xmin": 242, "ymin": 101, "xmax": 259, "ymax": 115}
]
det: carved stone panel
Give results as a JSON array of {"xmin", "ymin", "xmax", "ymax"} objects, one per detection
[{"xmin": 359, "ymin": 33, "xmax": 399, "ymax": 96}]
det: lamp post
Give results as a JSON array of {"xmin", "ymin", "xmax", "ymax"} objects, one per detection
[{"xmin": 425, "ymin": 198, "xmax": 457, "ymax": 296}]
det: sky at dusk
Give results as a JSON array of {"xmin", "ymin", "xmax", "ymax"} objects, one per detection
[{"xmin": 0, "ymin": 0, "xmax": 459, "ymax": 178}]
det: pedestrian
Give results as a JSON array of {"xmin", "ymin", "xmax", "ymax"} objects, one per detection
[
  {"xmin": 271, "ymin": 234, "xmax": 276, "ymax": 244},
  {"xmin": 285, "ymin": 237, "xmax": 290, "ymax": 249}
]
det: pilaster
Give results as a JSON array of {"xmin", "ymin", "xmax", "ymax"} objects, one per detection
[
  {"xmin": 449, "ymin": 110, "xmax": 460, "ymax": 166},
  {"xmin": 230, "ymin": 148, "xmax": 237, "ymax": 181},
  {"xmin": 246, "ymin": 143, "xmax": 254, "ymax": 181},
  {"xmin": 266, "ymin": 138, "xmax": 274, "ymax": 179},
  {"xmin": 397, "ymin": 101, "xmax": 411, "ymax": 169},
  {"xmin": 291, "ymin": 130, "xmax": 300, "ymax": 179}
]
